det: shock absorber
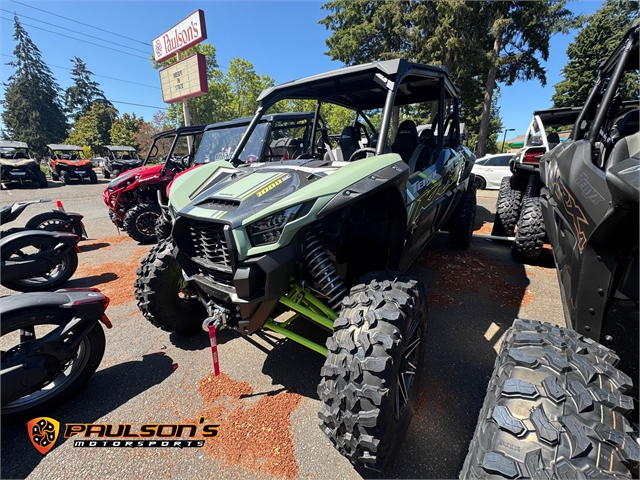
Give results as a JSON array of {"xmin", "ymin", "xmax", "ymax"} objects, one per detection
[{"xmin": 304, "ymin": 232, "xmax": 348, "ymax": 310}]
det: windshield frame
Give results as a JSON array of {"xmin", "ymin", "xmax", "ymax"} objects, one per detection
[{"xmin": 195, "ymin": 122, "xmax": 268, "ymax": 165}]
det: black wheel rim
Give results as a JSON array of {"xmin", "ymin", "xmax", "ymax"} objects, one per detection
[
  {"xmin": 395, "ymin": 321, "xmax": 422, "ymax": 419},
  {"xmin": 135, "ymin": 212, "xmax": 159, "ymax": 236},
  {"xmin": 1, "ymin": 320, "xmax": 91, "ymax": 414},
  {"xmin": 6, "ymin": 246, "xmax": 72, "ymax": 287}
]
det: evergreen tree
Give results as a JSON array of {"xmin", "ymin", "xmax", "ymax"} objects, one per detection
[
  {"xmin": 552, "ymin": 0, "xmax": 638, "ymax": 108},
  {"xmin": 64, "ymin": 57, "xmax": 113, "ymax": 122},
  {"xmin": 1, "ymin": 16, "xmax": 67, "ymax": 155}
]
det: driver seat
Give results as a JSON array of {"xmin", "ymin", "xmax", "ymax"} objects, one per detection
[{"xmin": 335, "ymin": 126, "xmax": 360, "ymax": 162}]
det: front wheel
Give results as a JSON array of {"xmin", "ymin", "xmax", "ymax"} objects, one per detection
[
  {"xmin": 1, "ymin": 308, "xmax": 105, "ymax": 424},
  {"xmin": 134, "ymin": 240, "xmax": 207, "ymax": 335},
  {"xmin": 318, "ymin": 271, "xmax": 427, "ymax": 471},
  {"xmin": 88, "ymin": 169, "xmax": 98, "ymax": 184},
  {"xmin": 123, "ymin": 203, "xmax": 161, "ymax": 244},
  {"xmin": 154, "ymin": 216, "xmax": 172, "ymax": 242},
  {"xmin": 36, "ymin": 170, "xmax": 48, "ymax": 188},
  {"xmin": 60, "ymin": 170, "xmax": 71, "ymax": 185},
  {"xmin": 112, "ymin": 169, "xmax": 121, "ymax": 178},
  {"xmin": 102, "ymin": 168, "xmax": 110, "ymax": 179},
  {"xmin": 25, "ymin": 211, "xmax": 84, "ymax": 238},
  {"xmin": 50, "ymin": 169, "xmax": 60, "ymax": 181}
]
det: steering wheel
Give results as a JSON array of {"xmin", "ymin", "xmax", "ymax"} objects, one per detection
[{"xmin": 348, "ymin": 147, "xmax": 377, "ymax": 162}]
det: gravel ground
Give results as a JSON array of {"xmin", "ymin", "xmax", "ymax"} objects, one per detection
[{"xmin": 0, "ymin": 177, "xmax": 564, "ymax": 480}]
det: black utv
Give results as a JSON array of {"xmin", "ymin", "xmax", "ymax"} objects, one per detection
[
  {"xmin": 462, "ymin": 19, "xmax": 639, "ymax": 480},
  {"xmin": 101, "ymin": 145, "xmax": 143, "ymax": 178}
]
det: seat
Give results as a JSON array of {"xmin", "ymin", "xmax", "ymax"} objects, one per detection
[
  {"xmin": 121, "ymin": 154, "xmax": 131, "ymax": 160},
  {"xmin": 335, "ymin": 126, "xmax": 360, "ymax": 162},
  {"xmin": 606, "ymin": 131, "xmax": 640, "ymax": 171},
  {"xmin": 547, "ymin": 132, "xmax": 560, "ymax": 150},
  {"xmin": 392, "ymin": 120, "xmax": 429, "ymax": 172}
]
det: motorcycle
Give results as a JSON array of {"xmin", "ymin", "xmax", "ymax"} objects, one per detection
[
  {"xmin": 1, "ymin": 288, "xmax": 111, "ymax": 423},
  {"xmin": 1, "ymin": 200, "xmax": 82, "ymax": 292},
  {"xmin": 1, "ymin": 199, "xmax": 87, "ymax": 239}
]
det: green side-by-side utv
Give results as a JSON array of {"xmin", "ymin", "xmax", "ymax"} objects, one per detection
[{"xmin": 135, "ymin": 59, "xmax": 478, "ymax": 470}]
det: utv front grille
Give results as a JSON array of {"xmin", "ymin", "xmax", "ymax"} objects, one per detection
[{"xmin": 188, "ymin": 220, "xmax": 234, "ymax": 288}]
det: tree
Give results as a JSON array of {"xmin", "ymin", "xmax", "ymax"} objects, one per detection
[
  {"xmin": 552, "ymin": 0, "xmax": 638, "ymax": 108},
  {"xmin": 66, "ymin": 101, "xmax": 118, "ymax": 154},
  {"xmin": 110, "ymin": 113, "xmax": 143, "ymax": 148},
  {"xmin": 64, "ymin": 57, "xmax": 112, "ymax": 122},
  {"xmin": 320, "ymin": 0, "xmax": 413, "ymax": 137},
  {"xmin": 474, "ymin": 1, "xmax": 578, "ymax": 157},
  {"xmin": 225, "ymin": 58, "xmax": 275, "ymax": 119},
  {"xmin": 1, "ymin": 16, "xmax": 67, "ymax": 155}
]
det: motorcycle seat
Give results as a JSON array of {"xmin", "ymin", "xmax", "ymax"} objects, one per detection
[{"xmin": 0, "ymin": 292, "xmax": 73, "ymax": 317}]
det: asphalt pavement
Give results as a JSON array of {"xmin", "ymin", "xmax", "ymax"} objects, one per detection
[{"xmin": 0, "ymin": 176, "xmax": 565, "ymax": 480}]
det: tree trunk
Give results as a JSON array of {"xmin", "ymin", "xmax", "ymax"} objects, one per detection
[
  {"xmin": 391, "ymin": 106, "xmax": 400, "ymax": 142},
  {"xmin": 476, "ymin": 25, "xmax": 503, "ymax": 158}
]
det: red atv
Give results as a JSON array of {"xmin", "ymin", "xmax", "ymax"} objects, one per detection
[{"xmin": 102, "ymin": 125, "xmax": 206, "ymax": 243}]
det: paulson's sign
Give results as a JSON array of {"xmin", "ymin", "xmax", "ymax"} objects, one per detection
[
  {"xmin": 153, "ymin": 10, "xmax": 207, "ymax": 63},
  {"xmin": 159, "ymin": 53, "xmax": 208, "ymax": 103}
]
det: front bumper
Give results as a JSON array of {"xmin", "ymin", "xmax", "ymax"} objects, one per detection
[{"xmin": 173, "ymin": 215, "xmax": 301, "ymax": 334}]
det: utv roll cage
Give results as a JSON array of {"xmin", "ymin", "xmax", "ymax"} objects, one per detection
[{"xmin": 230, "ymin": 59, "xmax": 461, "ymax": 166}]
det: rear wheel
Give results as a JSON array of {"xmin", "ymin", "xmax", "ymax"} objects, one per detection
[
  {"xmin": 123, "ymin": 203, "xmax": 161, "ymax": 244},
  {"xmin": 88, "ymin": 169, "xmax": 98, "ymax": 184},
  {"xmin": 460, "ymin": 319, "xmax": 638, "ymax": 479},
  {"xmin": 318, "ymin": 271, "xmax": 427, "ymax": 471},
  {"xmin": 492, "ymin": 177, "xmax": 522, "ymax": 237},
  {"xmin": 1, "ymin": 238, "xmax": 78, "ymax": 292},
  {"xmin": 1, "ymin": 308, "xmax": 105, "ymax": 424},
  {"xmin": 102, "ymin": 168, "xmax": 110, "ymax": 179},
  {"xmin": 134, "ymin": 240, "xmax": 206, "ymax": 335},
  {"xmin": 447, "ymin": 175, "xmax": 477, "ymax": 249},
  {"xmin": 50, "ymin": 169, "xmax": 59, "ymax": 181},
  {"xmin": 474, "ymin": 175, "xmax": 486, "ymax": 190},
  {"xmin": 512, "ymin": 196, "xmax": 545, "ymax": 263},
  {"xmin": 60, "ymin": 170, "xmax": 71, "ymax": 185}
]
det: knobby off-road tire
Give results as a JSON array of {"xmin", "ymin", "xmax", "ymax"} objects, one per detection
[
  {"xmin": 134, "ymin": 239, "xmax": 206, "ymax": 335},
  {"xmin": 36, "ymin": 169, "xmax": 48, "ymax": 188},
  {"xmin": 88, "ymin": 169, "xmax": 98, "ymax": 184},
  {"xmin": 60, "ymin": 170, "xmax": 71, "ymax": 185},
  {"xmin": 154, "ymin": 216, "xmax": 172, "ymax": 242},
  {"xmin": 460, "ymin": 318, "xmax": 639, "ymax": 479},
  {"xmin": 102, "ymin": 168, "xmax": 110, "ymax": 179},
  {"xmin": 511, "ymin": 196, "xmax": 546, "ymax": 264},
  {"xmin": 318, "ymin": 271, "xmax": 428, "ymax": 471},
  {"xmin": 448, "ymin": 175, "xmax": 477, "ymax": 249},
  {"xmin": 123, "ymin": 203, "xmax": 161, "ymax": 244},
  {"xmin": 50, "ymin": 169, "xmax": 60, "ymax": 181},
  {"xmin": 1, "ymin": 309, "xmax": 105, "ymax": 424},
  {"xmin": 492, "ymin": 177, "xmax": 523, "ymax": 237}
]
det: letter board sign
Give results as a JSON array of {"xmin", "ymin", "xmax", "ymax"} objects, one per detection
[{"xmin": 159, "ymin": 53, "xmax": 208, "ymax": 103}]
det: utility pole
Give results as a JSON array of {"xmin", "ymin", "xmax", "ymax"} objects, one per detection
[{"xmin": 501, "ymin": 128, "xmax": 515, "ymax": 153}]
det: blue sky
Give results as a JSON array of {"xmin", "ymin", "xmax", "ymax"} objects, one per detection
[{"xmin": 1, "ymin": 0, "xmax": 603, "ymax": 140}]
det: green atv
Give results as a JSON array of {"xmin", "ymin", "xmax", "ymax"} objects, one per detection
[{"xmin": 135, "ymin": 59, "xmax": 477, "ymax": 470}]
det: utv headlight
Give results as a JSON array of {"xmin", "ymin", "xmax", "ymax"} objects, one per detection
[{"xmin": 248, "ymin": 204, "xmax": 303, "ymax": 246}]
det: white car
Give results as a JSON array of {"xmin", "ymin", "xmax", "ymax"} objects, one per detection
[{"xmin": 472, "ymin": 153, "xmax": 514, "ymax": 190}]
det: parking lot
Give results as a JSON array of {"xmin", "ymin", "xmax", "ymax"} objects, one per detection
[{"xmin": 0, "ymin": 177, "xmax": 565, "ymax": 480}]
